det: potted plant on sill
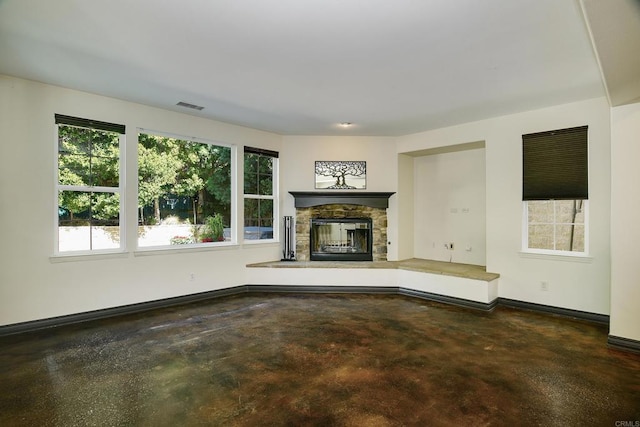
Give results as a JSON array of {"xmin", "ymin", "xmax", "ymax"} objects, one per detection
[{"xmin": 200, "ymin": 213, "xmax": 225, "ymax": 242}]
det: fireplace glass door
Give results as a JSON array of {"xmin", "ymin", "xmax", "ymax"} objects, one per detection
[{"xmin": 310, "ymin": 218, "xmax": 372, "ymax": 261}]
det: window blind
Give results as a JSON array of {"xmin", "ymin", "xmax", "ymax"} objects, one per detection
[
  {"xmin": 244, "ymin": 146, "xmax": 279, "ymax": 158},
  {"xmin": 55, "ymin": 114, "xmax": 125, "ymax": 134},
  {"xmin": 522, "ymin": 125, "xmax": 588, "ymax": 201}
]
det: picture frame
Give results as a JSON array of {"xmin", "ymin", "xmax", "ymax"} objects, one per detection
[{"xmin": 314, "ymin": 161, "xmax": 366, "ymax": 190}]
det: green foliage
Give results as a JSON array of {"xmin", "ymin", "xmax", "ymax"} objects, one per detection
[
  {"xmin": 170, "ymin": 235, "xmax": 193, "ymax": 245},
  {"xmin": 173, "ymin": 141, "xmax": 208, "ymax": 197},
  {"xmin": 244, "ymin": 199, "xmax": 273, "ymax": 226},
  {"xmin": 204, "ymin": 146, "xmax": 232, "ymax": 205},
  {"xmin": 200, "ymin": 213, "xmax": 225, "ymax": 241},
  {"xmin": 243, "ymin": 153, "xmax": 274, "ymax": 229},
  {"xmin": 92, "ymin": 193, "xmax": 120, "ymax": 220},
  {"xmin": 243, "ymin": 153, "xmax": 273, "ymax": 195},
  {"xmin": 137, "ymin": 134, "xmax": 181, "ymax": 209},
  {"xmin": 58, "ymin": 190, "xmax": 91, "ymax": 220},
  {"xmin": 59, "ymin": 126, "xmax": 235, "ymax": 232},
  {"xmin": 138, "ymin": 133, "xmax": 232, "ymax": 226},
  {"xmin": 58, "ymin": 125, "xmax": 120, "ymax": 220},
  {"xmin": 58, "ymin": 126, "xmax": 119, "ymax": 187}
]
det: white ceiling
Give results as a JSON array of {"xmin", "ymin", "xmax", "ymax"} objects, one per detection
[{"xmin": 0, "ymin": 0, "xmax": 637, "ymax": 136}]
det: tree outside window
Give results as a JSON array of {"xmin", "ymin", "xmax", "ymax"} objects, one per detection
[
  {"xmin": 137, "ymin": 132, "xmax": 232, "ymax": 247},
  {"xmin": 56, "ymin": 116, "xmax": 123, "ymax": 253},
  {"xmin": 244, "ymin": 147, "xmax": 278, "ymax": 240}
]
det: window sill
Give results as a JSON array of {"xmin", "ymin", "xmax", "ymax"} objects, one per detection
[
  {"xmin": 134, "ymin": 242, "xmax": 239, "ymax": 256},
  {"xmin": 242, "ymin": 239, "xmax": 279, "ymax": 246},
  {"xmin": 50, "ymin": 251, "xmax": 129, "ymax": 263},
  {"xmin": 518, "ymin": 251, "xmax": 593, "ymax": 263}
]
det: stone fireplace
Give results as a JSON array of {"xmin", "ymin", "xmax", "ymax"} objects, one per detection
[{"xmin": 289, "ymin": 192, "xmax": 394, "ymax": 262}]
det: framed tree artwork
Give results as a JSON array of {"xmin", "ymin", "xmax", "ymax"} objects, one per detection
[{"xmin": 315, "ymin": 161, "xmax": 366, "ymax": 189}]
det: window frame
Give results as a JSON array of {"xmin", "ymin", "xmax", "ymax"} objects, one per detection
[
  {"xmin": 521, "ymin": 126, "xmax": 589, "ymax": 257},
  {"xmin": 243, "ymin": 147, "xmax": 279, "ymax": 244},
  {"xmin": 522, "ymin": 200, "xmax": 589, "ymax": 257},
  {"xmin": 54, "ymin": 116, "xmax": 126, "ymax": 256},
  {"xmin": 135, "ymin": 128, "xmax": 237, "ymax": 250}
]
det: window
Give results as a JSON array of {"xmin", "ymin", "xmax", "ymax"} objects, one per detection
[
  {"xmin": 244, "ymin": 147, "xmax": 278, "ymax": 241},
  {"xmin": 522, "ymin": 126, "xmax": 588, "ymax": 254},
  {"xmin": 56, "ymin": 114, "xmax": 124, "ymax": 253},
  {"xmin": 137, "ymin": 131, "xmax": 233, "ymax": 247},
  {"xmin": 526, "ymin": 200, "xmax": 586, "ymax": 252}
]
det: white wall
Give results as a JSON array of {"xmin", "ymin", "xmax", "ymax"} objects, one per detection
[
  {"xmin": 279, "ymin": 135, "xmax": 399, "ymax": 258},
  {"xmin": 398, "ymin": 97, "xmax": 611, "ymax": 314},
  {"xmin": 0, "ymin": 75, "xmax": 617, "ymax": 327},
  {"xmin": 396, "ymin": 154, "xmax": 415, "ymax": 260},
  {"xmin": 0, "ymin": 75, "xmax": 282, "ymax": 326},
  {"xmin": 610, "ymin": 102, "xmax": 640, "ymax": 342},
  {"xmin": 412, "ymin": 145, "xmax": 486, "ymax": 265}
]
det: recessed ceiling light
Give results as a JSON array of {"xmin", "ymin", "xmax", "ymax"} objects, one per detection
[
  {"xmin": 339, "ymin": 122, "xmax": 353, "ymax": 128},
  {"xmin": 176, "ymin": 101, "xmax": 204, "ymax": 111}
]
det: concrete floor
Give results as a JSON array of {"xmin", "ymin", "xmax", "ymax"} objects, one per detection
[{"xmin": 1, "ymin": 293, "xmax": 639, "ymax": 426}]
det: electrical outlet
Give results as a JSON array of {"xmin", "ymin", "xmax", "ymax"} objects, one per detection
[
  {"xmin": 450, "ymin": 242, "xmax": 454, "ymax": 250},
  {"xmin": 444, "ymin": 243, "xmax": 454, "ymax": 250},
  {"xmin": 540, "ymin": 281, "xmax": 549, "ymax": 291}
]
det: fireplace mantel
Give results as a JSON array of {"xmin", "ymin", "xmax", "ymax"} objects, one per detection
[{"xmin": 289, "ymin": 191, "xmax": 395, "ymax": 209}]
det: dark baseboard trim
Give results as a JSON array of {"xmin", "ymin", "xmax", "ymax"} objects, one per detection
[
  {"xmin": 246, "ymin": 284, "xmax": 398, "ymax": 295},
  {"xmin": 0, "ymin": 285, "xmax": 397, "ymax": 337},
  {"xmin": 0, "ymin": 285, "xmax": 249, "ymax": 337},
  {"xmin": 608, "ymin": 335, "xmax": 640, "ymax": 354},
  {"xmin": 248, "ymin": 285, "xmax": 497, "ymax": 312},
  {"xmin": 399, "ymin": 287, "xmax": 498, "ymax": 312},
  {"xmin": 0, "ymin": 285, "xmax": 611, "ymax": 339},
  {"xmin": 499, "ymin": 298, "xmax": 610, "ymax": 325}
]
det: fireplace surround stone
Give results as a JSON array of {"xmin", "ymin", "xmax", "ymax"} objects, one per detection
[{"xmin": 289, "ymin": 192, "xmax": 394, "ymax": 262}]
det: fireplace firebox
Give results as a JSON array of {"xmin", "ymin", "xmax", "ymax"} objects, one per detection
[{"xmin": 310, "ymin": 218, "xmax": 372, "ymax": 261}]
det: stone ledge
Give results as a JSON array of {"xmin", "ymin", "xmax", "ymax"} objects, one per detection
[{"xmin": 247, "ymin": 258, "xmax": 499, "ymax": 282}]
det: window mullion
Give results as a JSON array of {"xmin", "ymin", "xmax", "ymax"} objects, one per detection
[
  {"xmin": 89, "ymin": 130, "xmax": 93, "ymax": 187},
  {"xmin": 59, "ymin": 185, "xmax": 120, "ymax": 193},
  {"xmin": 551, "ymin": 200, "xmax": 557, "ymax": 251},
  {"xmin": 89, "ymin": 192, "xmax": 93, "ymax": 251}
]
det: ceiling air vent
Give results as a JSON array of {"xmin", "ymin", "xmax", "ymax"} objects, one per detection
[{"xmin": 176, "ymin": 101, "xmax": 204, "ymax": 111}]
